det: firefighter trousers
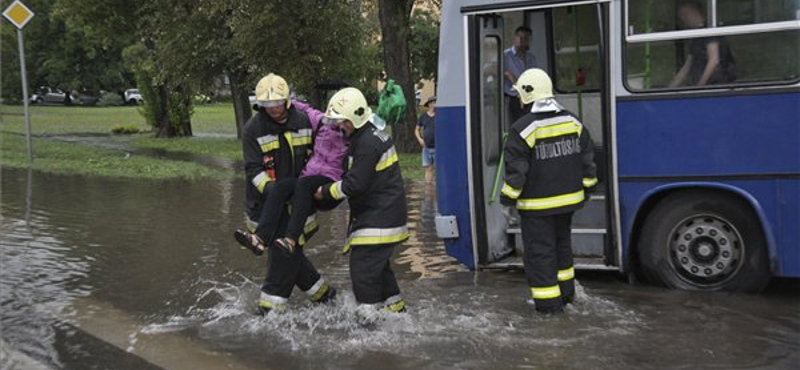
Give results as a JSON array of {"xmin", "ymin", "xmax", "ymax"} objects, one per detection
[
  {"xmin": 254, "ymin": 178, "xmax": 297, "ymax": 242},
  {"xmin": 520, "ymin": 212, "xmax": 575, "ymax": 313},
  {"xmin": 259, "ymin": 210, "xmax": 330, "ymax": 309},
  {"xmin": 349, "ymin": 243, "xmax": 404, "ymax": 310}
]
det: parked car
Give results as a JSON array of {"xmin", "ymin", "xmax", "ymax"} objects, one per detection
[
  {"xmin": 30, "ymin": 86, "xmax": 71, "ymax": 105},
  {"xmin": 124, "ymin": 89, "xmax": 144, "ymax": 105},
  {"xmin": 194, "ymin": 93, "xmax": 212, "ymax": 105},
  {"xmin": 75, "ymin": 89, "xmax": 101, "ymax": 106}
]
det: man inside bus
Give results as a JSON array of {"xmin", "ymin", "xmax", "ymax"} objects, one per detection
[
  {"xmin": 668, "ymin": 0, "xmax": 735, "ymax": 87},
  {"xmin": 503, "ymin": 26, "xmax": 538, "ymax": 122}
]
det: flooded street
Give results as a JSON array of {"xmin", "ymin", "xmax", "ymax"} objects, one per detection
[{"xmin": 1, "ymin": 166, "xmax": 798, "ymax": 370}]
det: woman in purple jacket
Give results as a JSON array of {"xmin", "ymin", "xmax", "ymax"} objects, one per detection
[{"xmin": 235, "ymin": 99, "xmax": 348, "ymax": 254}]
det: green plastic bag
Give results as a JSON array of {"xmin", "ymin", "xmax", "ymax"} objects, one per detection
[{"xmin": 377, "ymin": 79, "xmax": 407, "ymax": 124}]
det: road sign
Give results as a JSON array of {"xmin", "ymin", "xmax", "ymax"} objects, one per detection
[
  {"xmin": 4, "ymin": 0, "xmax": 35, "ymax": 163},
  {"xmin": 3, "ymin": 0, "xmax": 34, "ymax": 29}
]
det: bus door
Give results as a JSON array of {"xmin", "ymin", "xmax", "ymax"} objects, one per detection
[
  {"xmin": 469, "ymin": 2, "xmax": 615, "ymax": 269},
  {"xmin": 471, "ymin": 14, "xmax": 513, "ymax": 264}
]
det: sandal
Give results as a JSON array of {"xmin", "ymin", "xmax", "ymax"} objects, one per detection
[
  {"xmin": 275, "ymin": 238, "xmax": 296, "ymax": 255},
  {"xmin": 233, "ymin": 230, "xmax": 266, "ymax": 256}
]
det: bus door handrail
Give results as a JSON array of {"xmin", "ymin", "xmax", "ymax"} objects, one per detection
[{"xmin": 490, "ymin": 133, "xmax": 509, "ymax": 204}]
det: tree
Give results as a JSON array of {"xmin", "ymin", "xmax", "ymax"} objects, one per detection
[
  {"xmin": 377, "ymin": 0, "xmax": 416, "ymax": 153},
  {"xmin": 239, "ymin": 0, "xmax": 382, "ymax": 104},
  {"xmin": 15, "ymin": 0, "xmax": 382, "ymax": 138},
  {"xmin": 2, "ymin": 0, "xmax": 134, "ymax": 103},
  {"xmin": 410, "ymin": 7, "xmax": 440, "ymax": 84}
]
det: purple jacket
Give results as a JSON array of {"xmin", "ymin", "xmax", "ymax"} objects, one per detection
[{"xmin": 293, "ymin": 100, "xmax": 347, "ymax": 181}]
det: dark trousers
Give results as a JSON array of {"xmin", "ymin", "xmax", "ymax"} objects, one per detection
[
  {"xmin": 262, "ymin": 235, "xmax": 322, "ymax": 298},
  {"xmin": 255, "ymin": 178, "xmax": 323, "ymax": 299},
  {"xmin": 255, "ymin": 178, "xmax": 296, "ymax": 243},
  {"xmin": 520, "ymin": 212, "xmax": 575, "ymax": 312},
  {"xmin": 285, "ymin": 175, "xmax": 335, "ymax": 241},
  {"xmin": 349, "ymin": 243, "xmax": 401, "ymax": 304}
]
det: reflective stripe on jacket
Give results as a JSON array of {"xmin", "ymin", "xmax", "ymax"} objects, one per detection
[
  {"xmin": 501, "ymin": 110, "xmax": 598, "ymax": 216},
  {"xmin": 321, "ymin": 124, "xmax": 408, "ymax": 251},
  {"xmin": 242, "ymin": 108, "xmax": 313, "ymax": 221}
]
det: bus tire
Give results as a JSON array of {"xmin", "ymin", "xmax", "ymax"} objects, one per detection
[{"xmin": 639, "ymin": 190, "xmax": 770, "ymax": 293}]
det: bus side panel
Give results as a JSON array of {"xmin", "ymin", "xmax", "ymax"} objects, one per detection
[
  {"xmin": 436, "ymin": 106, "xmax": 476, "ymax": 269},
  {"xmin": 616, "ymin": 92, "xmax": 800, "ymax": 176},
  {"xmin": 777, "ymin": 179, "xmax": 800, "ymax": 276},
  {"xmin": 618, "ymin": 180, "xmax": 800, "ymax": 278},
  {"xmin": 616, "ymin": 92, "xmax": 800, "ymax": 278}
]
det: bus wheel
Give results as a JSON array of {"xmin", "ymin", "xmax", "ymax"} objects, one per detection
[{"xmin": 639, "ymin": 190, "xmax": 770, "ymax": 293}]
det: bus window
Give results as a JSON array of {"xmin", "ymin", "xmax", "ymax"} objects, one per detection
[
  {"xmin": 552, "ymin": 6, "xmax": 601, "ymax": 92},
  {"xmin": 627, "ymin": 0, "xmax": 704, "ymax": 35},
  {"xmin": 624, "ymin": 0, "xmax": 800, "ymax": 90},
  {"xmin": 481, "ymin": 36, "xmax": 502, "ymax": 165},
  {"xmin": 716, "ymin": 0, "xmax": 798, "ymax": 26}
]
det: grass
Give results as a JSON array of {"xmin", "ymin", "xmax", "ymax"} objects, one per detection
[
  {"xmin": 0, "ymin": 103, "xmax": 424, "ymax": 181},
  {"xmin": 398, "ymin": 153, "xmax": 425, "ymax": 180},
  {"xmin": 188, "ymin": 103, "xmax": 238, "ymax": 134},
  {"xmin": 1, "ymin": 105, "xmax": 150, "ymax": 135},
  {"xmin": 0, "ymin": 132, "xmax": 231, "ymax": 179},
  {"xmin": 132, "ymin": 136, "xmax": 242, "ymax": 161}
]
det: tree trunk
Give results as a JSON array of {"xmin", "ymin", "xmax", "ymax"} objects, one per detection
[
  {"xmin": 154, "ymin": 84, "xmax": 173, "ymax": 138},
  {"xmin": 378, "ymin": 0, "xmax": 417, "ymax": 153},
  {"xmin": 153, "ymin": 83, "xmax": 193, "ymax": 138},
  {"xmin": 229, "ymin": 70, "xmax": 252, "ymax": 139}
]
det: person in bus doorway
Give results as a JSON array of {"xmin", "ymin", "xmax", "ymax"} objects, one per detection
[
  {"xmin": 415, "ymin": 95, "xmax": 437, "ymax": 185},
  {"xmin": 503, "ymin": 26, "xmax": 538, "ymax": 123},
  {"xmin": 500, "ymin": 68, "xmax": 597, "ymax": 314},
  {"xmin": 668, "ymin": 0, "xmax": 735, "ymax": 87},
  {"xmin": 315, "ymin": 87, "xmax": 409, "ymax": 314},
  {"xmin": 234, "ymin": 73, "xmax": 336, "ymax": 315}
]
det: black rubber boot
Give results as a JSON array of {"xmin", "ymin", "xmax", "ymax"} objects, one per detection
[{"xmin": 316, "ymin": 286, "xmax": 337, "ymax": 304}]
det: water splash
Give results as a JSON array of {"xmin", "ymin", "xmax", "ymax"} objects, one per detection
[{"xmin": 139, "ymin": 278, "xmax": 643, "ymax": 359}]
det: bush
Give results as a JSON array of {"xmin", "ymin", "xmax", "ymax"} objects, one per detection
[
  {"xmin": 98, "ymin": 92, "xmax": 124, "ymax": 107},
  {"xmin": 110, "ymin": 124, "xmax": 143, "ymax": 135}
]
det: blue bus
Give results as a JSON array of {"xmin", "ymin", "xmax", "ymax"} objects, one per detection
[{"xmin": 434, "ymin": 0, "xmax": 799, "ymax": 292}]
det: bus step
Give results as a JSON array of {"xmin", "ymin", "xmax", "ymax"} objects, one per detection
[
  {"xmin": 508, "ymin": 228, "xmax": 606, "ymax": 258},
  {"xmin": 481, "ymin": 257, "xmax": 613, "ymax": 271},
  {"xmin": 506, "ymin": 228, "xmax": 606, "ymax": 234},
  {"xmin": 573, "ymin": 195, "xmax": 606, "ymax": 229}
]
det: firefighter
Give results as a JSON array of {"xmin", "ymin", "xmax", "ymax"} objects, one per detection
[
  {"xmin": 315, "ymin": 87, "xmax": 409, "ymax": 313},
  {"xmin": 500, "ymin": 68, "xmax": 597, "ymax": 314},
  {"xmin": 236, "ymin": 73, "xmax": 335, "ymax": 315}
]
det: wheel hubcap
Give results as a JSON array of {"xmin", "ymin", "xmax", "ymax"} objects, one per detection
[{"xmin": 668, "ymin": 215, "xmax": 744, "ymax": 287}]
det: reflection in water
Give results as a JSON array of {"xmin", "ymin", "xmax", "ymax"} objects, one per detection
[
  {"xmin": 1, "ymin": 167, "xmax": 799, "ymax": 370},
  {"xmin": 400, "ymin": 182, "xmax": 466, "ymax": 279}
]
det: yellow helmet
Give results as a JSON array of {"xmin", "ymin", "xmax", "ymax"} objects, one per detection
[
  {"xmin": 513, "ymin": 68, "xmax": 554, "ymax": 105},
  {"xmin": 324, "ymin": 87, "xmax": 372, "ymax": 129},
  {"xmin": 255, "ymin": 73, "xmax": 291, "ymax": 109}
]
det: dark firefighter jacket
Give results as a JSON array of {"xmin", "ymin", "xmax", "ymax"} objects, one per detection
[
  {"xmin": 500, "ymin": 109, "xmax": 598, "ymax": 216},
  {"xmin": 321, "ymin": 124, "xmax": 408, "ymax": 252},
  {"xmin": 242, "ymin": 107, "xmax": 313, "ymax": 222}
]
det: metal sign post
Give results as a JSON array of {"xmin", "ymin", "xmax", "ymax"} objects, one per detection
[{"xmin": 3, "ymin": 0, "xmax": 35, "ymax": 164}]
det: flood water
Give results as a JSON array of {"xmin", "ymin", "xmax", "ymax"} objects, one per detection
[{"xmin": 2, "ymin": 161, "xmax": 799, "ymax": 370}]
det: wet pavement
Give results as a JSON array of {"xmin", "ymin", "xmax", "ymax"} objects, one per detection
[{"xmin": 1, "ymin": 159, "xmax": 799, "ymax": 370}]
